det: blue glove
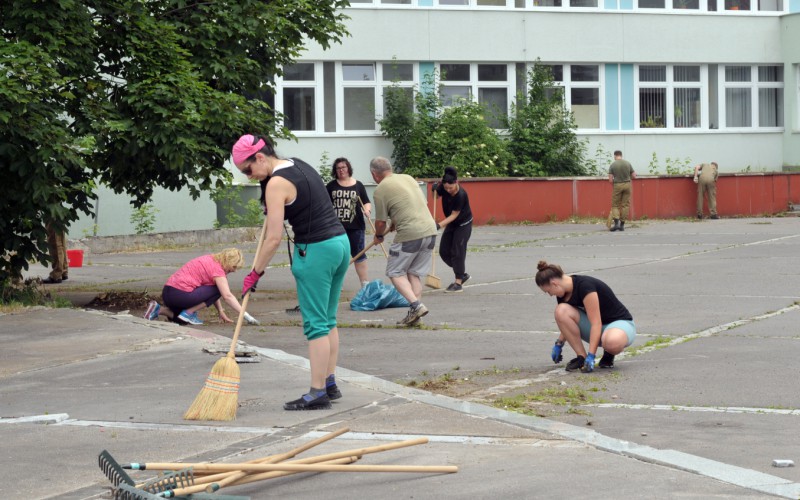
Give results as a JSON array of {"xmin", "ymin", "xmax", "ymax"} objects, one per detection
[
  {"xmin": 551, "ymin": 341, "xmax": 563, "ymax": 363},
  {"xmin": 581, "ymin": 352, "xmax": 596, "ymax": 373}
]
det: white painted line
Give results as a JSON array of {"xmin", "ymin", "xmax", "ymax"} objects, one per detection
[
  {"xmin": 53, "ymin": 419, "xmax": 278, "ymax": 434},
  {"xmin": 0, "ymin": 413, "xmax": 70, "ymax": 424},
  {"xmin": 592, "ymin": 404, "xmax": 800, "ymax": 416},
  {"xmin": 301, "ymin": 430, "xmax": 566, "ymax": 447}
]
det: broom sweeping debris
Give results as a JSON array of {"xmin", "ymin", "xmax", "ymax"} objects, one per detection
[{"xmin": 183, "ymin": 217, "xmax": 268, "ymax": 421}]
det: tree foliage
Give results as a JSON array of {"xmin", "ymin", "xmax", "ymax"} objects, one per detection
[
  {"xmin": 505, "ymin": 62, "xmax": 588, "ymax": 177},
  {"xmin": 380, "ymin": 73, "xmax": 511, "ymax": 179},
  {"xmin": 0, "ymin": 0, "xmax": 348, "ymax": 283}
]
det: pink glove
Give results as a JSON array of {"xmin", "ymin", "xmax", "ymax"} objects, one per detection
[{"xmin": 242, "ymin": 269, "xmax": 264, "ymax": 298}]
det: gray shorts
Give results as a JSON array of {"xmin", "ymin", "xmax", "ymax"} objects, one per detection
[{"xmin": 386, "ymin": 235, "xmax": 436, "ymax": 278}]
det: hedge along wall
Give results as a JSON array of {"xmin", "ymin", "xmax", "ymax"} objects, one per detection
[{"xmin": 425, "ymin": 173, "xmax": 800, "ymax": 225}]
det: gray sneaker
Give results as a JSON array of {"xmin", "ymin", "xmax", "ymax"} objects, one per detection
[{"xmin": 397, "ymin": 303, "xmax": 429, "ymax": 326}]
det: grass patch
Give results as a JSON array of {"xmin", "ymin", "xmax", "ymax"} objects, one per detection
[
  {"xmin": 474, "ymin": 365, "xmax": 521, "ymax": 377},
  {"xmin": 492, "ymin": 385, "xmax": 607, "ymax": 417},
  {"xmin": 625, "ymin": 335, "xmax": 677, "ymax": 356},
  {"xmin": 0, "ymin": 278, "xmax": 74, "ymax": 310},
  {"xmin": 406, "ymin": 371, "xmax": 459, "ymax": 391}
]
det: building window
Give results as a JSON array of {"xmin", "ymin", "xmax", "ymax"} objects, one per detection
[
  {"xmin": 281, "ymin": 63, "xmax": 319, "ymax": 131},
  {"xmin": 438, "ymin": 63, "xmax": 512, "ymax": 128},
  {"xmin": 721, "ymin": 65, "xmax": 783, "ymax": 128},
  {"xmin": 637, "ymin": 64, "xmax": 702, "ymax": 129},
  {"xmin": 797, "ymin": 65, "xmax": 800, "ymax": 130},
  {"xmin": 381, "ymin": 62, "xmax": 416, "ymax": 117},
  {"xmin": 342, "ymin": 63, "xmax": 377, "ymax": 131},
  {"xmin": 540, "ymin": 64, "xmax": 601, "ymax": 129}
]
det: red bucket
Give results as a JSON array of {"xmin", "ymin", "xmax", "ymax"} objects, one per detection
[{"xmin": 67, "ymin": 249, "xmax": 83, "ymax": 268}]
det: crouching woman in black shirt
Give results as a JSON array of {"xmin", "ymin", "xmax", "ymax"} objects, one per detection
[{"xmin": 535, "ymin": 261, "xmax": 636, "ymax": 373}]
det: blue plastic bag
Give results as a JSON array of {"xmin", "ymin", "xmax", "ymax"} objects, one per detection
[{"xmin": 350, "ymin": 280, "xmax": 410, "ymax": 311}]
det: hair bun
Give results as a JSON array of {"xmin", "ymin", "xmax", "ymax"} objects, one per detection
[
  {"xmin": 536, "ymin": 260, "xmax": 548, "ymax": 271},
  {"xmin": 444, "ymin": 166, "xmax": 458, "ymax": 177}
]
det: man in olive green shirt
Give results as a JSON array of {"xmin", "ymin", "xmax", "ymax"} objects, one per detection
[
  {"xmin": 694, "ymin": 162, "xmax": 719, "ymax": 219},
  {"xmin": 371, "ymin": 156, "xmax": 438, "ymax": 326},
  {"xmin": 608, "ymin": 150, "xmax": 636, "ymax": 232}
]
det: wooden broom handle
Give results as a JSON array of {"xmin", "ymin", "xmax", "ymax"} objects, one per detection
[
  {"xmin": 358, "ymin": 197, "xmax": 388, "ymax": 258},
  {"xmin": 431, "ymin": 190, "xmax": 438, "ymax": 274},
  {"xmin": 349, "ymin": 240, "xmax": 377, "ymax": 265},
  {"xmin": 227, "ymin": 216, "xmax": 269, "ymax": 358},
  {"xmin": 350, "ymin": 223, "xmax": 393, "ymax": 264},
  {"xmin": 140, "ymin": 437, "xmax": 429, "ymax": 472}
]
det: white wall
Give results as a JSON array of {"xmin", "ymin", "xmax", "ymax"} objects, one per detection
[
  {"xmin": 303, "ymin": 10, "xmax": 783, "ymax": 64},
  {"xmin": 69, "ymin": 185, "xmax": 216, "ymax": 238}
]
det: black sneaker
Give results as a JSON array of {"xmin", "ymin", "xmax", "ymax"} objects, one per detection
[
  {"xmin": 598, "ymin": 351, "xmax": 615, "ymax": 369},
  {"xmin": 445, "ymin": 283, "xmax": 463, "ymax": 293},
  {"xmin": 461, "ymin": 273, "xmax": 471, "ymax": 285},
  {"xmin": 710, "ymin": 214, "xmax": 719, "ymax": 220},
  {"xmin": 565, "ymin": 356, "xmax": 585, "ymax": 372},
  {"xmin": 326, "ymin": 384, "xmax": 342, "ymax": 400},
  {"xmin": 283, "ymin": 393, "xmax": 331, "ymax": 411}
]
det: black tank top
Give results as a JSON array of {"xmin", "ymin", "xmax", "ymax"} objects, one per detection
[{"xmin": 272, "ymin": 158, "xmax": 345, "ymax": 244}]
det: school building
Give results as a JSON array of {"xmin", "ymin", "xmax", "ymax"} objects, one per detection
[{"xmin": 72, "ymin": 2, "xmax": 800, "ymax": 236}]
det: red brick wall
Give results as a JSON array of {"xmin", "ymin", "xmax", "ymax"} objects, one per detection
[{"xmin": 425, "ymin": 173, "xmax": 800, "ymax": 224}]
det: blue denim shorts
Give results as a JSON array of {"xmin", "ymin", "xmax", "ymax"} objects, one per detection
[{"xmin": 577, "ymin": 309, "xmax": 636, "ymax": 347}]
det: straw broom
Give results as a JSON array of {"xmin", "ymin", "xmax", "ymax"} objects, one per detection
[
  {"xmin": 425, "ymin": 190, "xmax": 442, "ymax": 289},
  {"xmin": 183, "ymin": 217, "xmax": 268, "ymax": 421}
]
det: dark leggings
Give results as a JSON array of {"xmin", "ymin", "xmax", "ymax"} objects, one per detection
[
  {"xmin": 439, "ymin": 222, "xmax": 472, "ymax": 280},
  {"xmin": 162, "ymin": 285, "xmax": 220, "ymax": 313}
]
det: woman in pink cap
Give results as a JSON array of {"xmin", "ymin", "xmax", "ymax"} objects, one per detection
[{"xmin": 231, "ymin": 134, "xmax": 349, "ymax": 411}]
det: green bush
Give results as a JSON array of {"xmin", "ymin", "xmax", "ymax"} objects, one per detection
[
  {"xmin": 381, "ymin": 72, "xmax": 510, "ymax": 178},
  {"xmin": 130, "ymin": 204, "xmax": 159, "ymax": 234},
  {"xmin": 505, "ymin": 62, "xmax": 589, "ymax": 177}
]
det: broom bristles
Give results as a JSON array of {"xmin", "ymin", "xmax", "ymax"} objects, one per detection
[
  {"xmin": 183, "ymin": 357, "xmax": 240, "ymax": 421},
  {"xmin": 425, "ymin": 274, "xmax": 441, "ymax": 289}
]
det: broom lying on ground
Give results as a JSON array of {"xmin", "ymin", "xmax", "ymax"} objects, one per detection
[{"xmin": 183, "ymin": 217, "xmax": 268, "ymax": 421}]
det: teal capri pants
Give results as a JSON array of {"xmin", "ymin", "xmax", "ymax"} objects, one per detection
[
  {"xmin": 577, "ymin": 310, "xmax": 636, "ymax": 347},
  {"xmin": 291, "ymin": 233, "xmax": 350, "ymax": 341}
]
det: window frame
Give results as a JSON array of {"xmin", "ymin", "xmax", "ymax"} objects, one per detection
[
  {"xmin": 531, "ymin": 63, "xmax": 604, "ymax": 131},
  {"xmin": 436, "ymin": 62, "xmax": 515, "ymax": 129},
  {"xmin": 276, "ymin": 62, "xmax": 325, "ymax": 134},
  {"xmin": 634, "ymin": 64, "xmax": 707, "ymax": 131},
  {"xmin": 718, "ymin": 64, "xmax": 784, "ymax": 130}
]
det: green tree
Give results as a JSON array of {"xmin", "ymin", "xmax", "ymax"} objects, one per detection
[
  {"xmin": 505, "ymin": 62, "xmax": 588, "ymax": 177},
  {"xmin": 380, "ymin": 72, "xmax": 510, "ymax": 178},
  {"xmin": 0, "ymin": 0, "xmax": 348, "ymax": 283}
]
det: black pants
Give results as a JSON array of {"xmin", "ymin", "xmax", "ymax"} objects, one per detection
[
  {"xmin": 162, "ymin": 285, "xmax": 220, "ymax": 313},
  {"xmin": 439, "ymin": 222, "xmax": 472, "ymax": 280}
]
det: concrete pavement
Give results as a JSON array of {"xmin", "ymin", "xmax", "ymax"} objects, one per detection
[{"xmin": 2, "ymin": 217, "xmax": 799, "ymax": 499}]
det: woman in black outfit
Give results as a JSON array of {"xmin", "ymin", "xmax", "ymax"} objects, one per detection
[{"xmin": 433, "ymin": 166, "xmax": 473, "ymax": 293}]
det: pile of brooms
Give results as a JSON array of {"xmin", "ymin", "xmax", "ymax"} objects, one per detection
[{"xmin": 98, "ymin": 427, "xmax": 457, "ymax": 499}]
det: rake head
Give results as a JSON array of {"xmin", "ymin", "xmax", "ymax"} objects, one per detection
[
  {"xmin": 140, "ymin": 467, "xmax": 196, "ymax": 494},
  {"xmin": 99, "ymin": 450, "xmax": 135, "ymax": 489}
]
